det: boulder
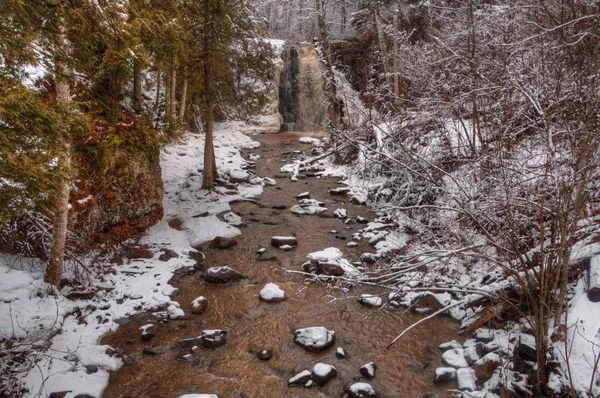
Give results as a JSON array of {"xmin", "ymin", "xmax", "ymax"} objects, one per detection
[
  {"xmin": 517, "ymin": 334, "xmax": 536, "ymax": 361},
  {"xmin": 439, "ymin": 340, "xmax": 462, "ymax": 352},
  {"xmin": 434, "ymin": 367, "xmax": 457, "ymax": 383},
  {"xmin": 473, "ymin": 352, "xmax": 502, "ymax": 379},
  {"xmin": 294, "ymin": 327, "xmax": 335, "ymax": 351},
  {"xmin": 198, "ymin": 330, "xmax": 227, "ymax": 348},
  {"xmin": 464, "ymin": 344, "xmax": 483, "ymax": 365},
  {"xmin": 191, "ymin": 296, "xmax": 208, "ymax": 315},
  {"xmin": 311, "ymin": 363, "xmax": 337, "ymax": 386},
  {"xmin": 359, "ymin": 362, "xmax": 377, "ymax": 379},
  {"xmin": 288, "ymin": 370, "xmax": 312, "ymax": 386},
  {"xmin": 347, "ymin": 382, "xmax": 378, "ymax": 398},
  {"xmin": 259, "ymin": 283, "xmax": 286, "ymax": 303},
  {"xmin": 209, "ymin": 236, "xmax": 238, "ymax": 249},
  {"xmin": 456, "ymin": 368, "xmax": 476, "ymax": 391},
  {"xmin": 204, "ymin": 266, "xmax": 243, "ymax": 284},
  {"xmin": 442, "ymin": 348, "xmax": 469, "ymax": 368},
  {"xmin": 271, "ymin": 236, "xmax": 297, "ymax": 247}
]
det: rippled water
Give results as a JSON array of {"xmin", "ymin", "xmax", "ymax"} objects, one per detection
[{"xmin": 102, "ymin": 133, "xmax": 459, "ymax": 398}]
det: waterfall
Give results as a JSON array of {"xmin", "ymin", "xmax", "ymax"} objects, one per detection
[{"xmin": 278, "ymin": 44, "xmax": 325, "ymax": 132}]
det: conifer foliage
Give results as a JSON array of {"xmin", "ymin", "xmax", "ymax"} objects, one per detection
[{"xmin": 0, "ymin": 0, "xmax": 273, "ymax": 285}]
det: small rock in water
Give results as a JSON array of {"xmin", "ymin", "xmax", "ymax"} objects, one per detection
[
  {"xmin": 328, "ymin": 187, "xmax": 351, "ymax": 195},
  {"xmin": 296, "ymin": 191, "xmax": 310, "ymax": 199},
  {"xmin": 360, "ymin": 253, "xmax": 378, "ymax": 264},
  {"xmin": 359, "ymin": 362, "xmax": 377, "ymax": 379},
  {"xmin": 336, "ymin": 347, "xmax": 347, "ymax": 359},
  {"xmin": 311, "ymin": 363, "xmax": 337, "ymax": 386},
  {"xmin": 167, "ymin": 304, "xmax": 185, "ymax": 319},
  {"xmin": 208, "ymin": 236, "xmax": 238, "ymax": 249},
  {"xmin": 263, "ymin": 177, "xmax": 276, "ymax": 186},
  {"xmin": 271, "ymin": 236, "xmax": 297, "ymax": 247},
  {"xmin": 358, "ymin": 294, "xmax": 383, "ymax": 307},
  {"xmin": 442, "ymin": 348, "xmax": 469, "ymax": 368},
  {"xmin": 347, "ymin": 382, "xmax": 378, "ymax": 398},
  {"xmin": 143, "ymin": 346, "xmax": 170, "ymax": 355},
  {"xmin": 191, "ymin": 296, "xmax": 208, "ymax": 315},
  {"xmin": 198, "ymin": 329, "xmax": 227, "ymax": 348},
  {"xmin": 204, "ymin": 266, "xmax": 243, "ymax": 284},
  {"xmin": 223, "ymin": 212, "xmax": 244, "ymax": 227},
  {"xmin": 439, "ymin": 340, "xmax": 462, "ymax": 352},
  {"xmin": 291, "ymin": 204, "xmax": 327, "ymax": 215},
  {"xmin": 288, "ymin": 370, "xmax": 312, "ymax": 386},
  {"xmin": 279, "ymin": 245, "xmax": 293, "ymax": 251},
  {"xmin": 329, "ymin": 230, "xmax": 337, "ymax": 234},
  {"xmin": 288, "ymin": 370, "xmax": 312, "ymax": 387},
  {"xmin": 256, "ymin": 248, "xmax": 266, "ymax": 255},
  {"xmin": 333, "ymin": 208, "xmax": 348, "ymax": 219},
  {"xmin": 259, "ymin": 283, "xmax": 286, "ymax": 303},
  {"xmin": 347, "ymin": 241, "xmax": 358, "ymax": 248},
  {"xmin": 294, "ymin": 327, "xmax": 336, "ymax": 351},
  {"xmin": 139, "ymin": 324, "xmax": 156, "ymax": 341},
  {"xmin": 456, "ymin": 368, "xmax": 476, "ymax": 391},
  {"xmin": 257, "ymin": 349, "xmax": 273, "ymax": 361},
  {"xmin": 178, "ymin": 395, "xmax": 218, "ymax": 398},
  {"xmin": 434, "ymin": 367, "xmax": 457, "ymax": 383},
  {"xmin": 228, "ymin": 169, "xmax": 249, "ymax": 183},
  {"xmin": 356, "ymin": 216, "xmax": 369, "ymax": 224}
]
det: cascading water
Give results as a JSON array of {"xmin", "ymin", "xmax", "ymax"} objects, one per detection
[{"xmin": 278, "ymin": 45, "xmax": 325, "ymax": 132}]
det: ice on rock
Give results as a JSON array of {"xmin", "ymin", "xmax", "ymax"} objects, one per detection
[
  {"xmin": 307, "ymin": 247, "xmax": 344, "ymax": 263},
  {"xmin": 296, "ymin": 191, "xmax": 310, "ymax": 199},
  {"xmin": 299, "ymin": 198, "xmax": 324, "ymax": 206},
  {"xmin": 457, "ymin": 367, "xmax": 476, "ymax": 391},
  {"xmin": 259, "ymin": 283, "xmax": 286, "ymax": 302},
  {"xmin": 348, "ymin": 382, "xmax": 377, "ymax": 398},
  {"xmin": 294, "ymin": 327, "xmax": 336, "ymax": 351},
  {"xmin": 249, "ymin": 153, "xmax": 260, "ymax": 161},
  {"xmin": 442, "ymin": 348, "xmax": 469, "ymax": 368},
  {"xmin": 288, "ymin": 370, "xmax": 312, "ymax": 386},
  {"xmin": 291, "ymin": 204, "xmax": 327, "ymax": 215},
  {"xmin": 333, "ymin": 209, "xmax": 347, "ymax": 219},
  {"xmin": 242, "ymin": 141, "xmax": 260, "ymax": 149},
  {"xmin": 439, "ymin": 340, "xmax": 462, "ymax": 352},
  {"xmin": 271, "ymin": 236, "xmax": 297, "ymax": 247},
  {"xmin": 228, "ymin": 169, "xmax": 250, "ymax": 183},
  {"xmin": 167, "ymin": 304, "xmax": 185, "ymax": 319},
  {"xmin": 434, "ymin": 367, "xmax": 457, "ymax": 383},
  {"xmin": 358, "ymin": 294, "xmax": 383, "ymax": 307},
  {"xmin": 223, "ymin": 212, "xmax": 243, "ymax": 227},
  {"xmin": 280, "ymin": 245, "xmax": 293, "ymax": 251},
  {"xmin": 263, "ymin": 177, "xmax": 276, "ymax": 186},
  {"xmin": 346, "ymin": 241, "xmax": 358, "ymax": 248}
]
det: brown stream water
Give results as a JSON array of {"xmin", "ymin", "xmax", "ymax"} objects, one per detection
[{"xmin": 102, "ymin": 132, "xmax": 460, "ymax": 398}]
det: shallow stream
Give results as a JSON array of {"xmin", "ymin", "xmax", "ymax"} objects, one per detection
[{"xmin": 102, "ymin": 132, "xmax": 459, "ymax": 397}]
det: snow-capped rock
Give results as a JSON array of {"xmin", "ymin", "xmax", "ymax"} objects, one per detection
[
  {"xmin": 294, "ymin": 327, "xmax": 335, "ymax": 351},
  {"xmin": 259, "ymin": 283, "xmax": 286, "ymax": 303}
]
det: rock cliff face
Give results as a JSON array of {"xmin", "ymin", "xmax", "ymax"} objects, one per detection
[{"xmin": 71, "ymin": 143, "xmax": 163, "ymax": 246}]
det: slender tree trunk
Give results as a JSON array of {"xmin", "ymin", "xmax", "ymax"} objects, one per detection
[
  {"xmin": 202, "ymin": 27, "xmax": 217, "ymax": 189},
  {"xmin": 133, "ymin": 58, "xmax": 143, "ymax": 113},
  {"xmin": 165, "ymin": 67, "xmax": 172, "ymax": 127},
  {"xmin": 340, "ymin": 0, "xmax": 347, "ymax": 34},
  {"xmin": 46, "ymin": 23, "xmax": 72, "ymax": 288},
  {"xmin": 375, "ymin": 10, "xmax": 390, "ymax": 89},
  {"xmin": 315, "ymin": 0, "xmax": 337, "ymax": 130},
  {"xmin": 178, "ymin": 77, "xmax": 188, "ymax": 126},
  {"xmin": 154, "ymin": 70, "xmax": 161, "ymax": 111},
  {"xmin": 170, "ymin": 67, "xmax": 177, "ymax": 124}
]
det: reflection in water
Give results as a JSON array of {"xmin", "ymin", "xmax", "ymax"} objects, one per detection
[{"xmin": 102, "ymin": 133, "xmax": 459, "ymax": 397}]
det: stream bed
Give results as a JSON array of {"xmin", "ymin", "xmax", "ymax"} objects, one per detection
[{"xmin": 101, "ymin": 132, "xmax": 460, "ymax": 397}]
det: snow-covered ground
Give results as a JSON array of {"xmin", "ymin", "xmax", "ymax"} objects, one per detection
[{"xmin": 0, "ymin": 122, "xmax": 265, "ymax": 397}]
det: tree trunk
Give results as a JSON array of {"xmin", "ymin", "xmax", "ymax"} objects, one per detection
[
  {"xmin": 133, "ymin": 58, "xmax": 143, "ymax": 113},
  {"xmin": 202, "ymin": 26, "xmax": 218, "ymax": 189},
  {"xmin": 165, "ymin": 67, "xmax": 172, "ymax": 127},
  {"xmin": 170, "ymin": 67, "xmax": 177, "ymax": 125},
  {"xmin": 45, "ymin": 22, "xmax": 72, "ymax": 288},
  {"xmin": 315, "ymin": 0, "xmax": 337, "ymax": 130},
  {"xmin": 178, "ymin": 77, "xmax": 188, "ymax": 126},
  {"xmin": 154, "ymin": 70, "xmax": 161, "ymax": 111},
  {"xmin": 375, "ymin": 10, "xmax": 390, "ymax": 89}
]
